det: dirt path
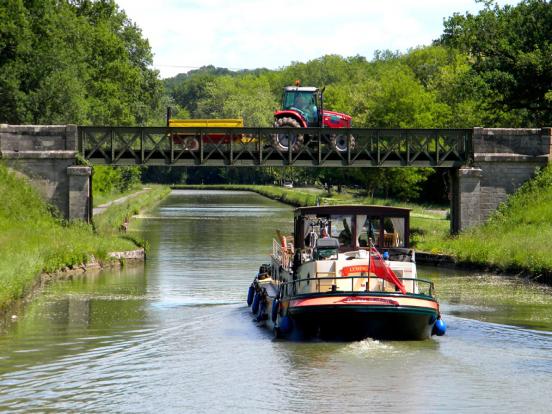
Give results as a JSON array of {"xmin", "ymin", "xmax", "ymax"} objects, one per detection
[{"xmin": 92, "ymin": 188, "xmax": 152, "ymax": 216}]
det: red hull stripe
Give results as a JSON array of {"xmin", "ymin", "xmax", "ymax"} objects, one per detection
[{"xmin": 290, "ymin": 296, "xmax": 439, "ymax": 311}]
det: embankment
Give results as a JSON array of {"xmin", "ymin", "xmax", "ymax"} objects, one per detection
[
  {"xmin": 418, "ymin": 164, "xmax": 552, "ymax": 283},
  {"xmin": 0, "ymin": 162, "xmax": 169, "ymax": 312}
]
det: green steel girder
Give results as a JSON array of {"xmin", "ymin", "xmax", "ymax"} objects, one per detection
[{"xmin": 78, "ymin": 126, "xmax": 471, "ymax": 167}]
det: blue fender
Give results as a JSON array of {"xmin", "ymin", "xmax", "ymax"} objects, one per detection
[
  {"xmin": 247, "ymin": 285, "xmax": 255, "ymax": 306},
  {"xmin": 279, "ymin": 316, "xmax": 293, "ymax": 334},
  {"xmin": 271, "ymin": 299, "xmax": 280, "ymax": 323},
  {"xmin": 256, "ymin": 301, "xmax": 266, "ymax": 322},
  {"xmin": 432, "ymin": 318, "xmax": 447, "ymax": 336},
  {"xmin": 252, "ymin": 293, "xmax": 260, "ymax": 314}
]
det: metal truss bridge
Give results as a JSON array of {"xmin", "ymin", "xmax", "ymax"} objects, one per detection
[{"xmin": 78, "ymin": 127, "xmax": 471, "ymax": 167}]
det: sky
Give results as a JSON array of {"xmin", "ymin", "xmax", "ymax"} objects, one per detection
[{"xmin": 116, "ymin": 0, "xmax": 520, "ymax": 79}]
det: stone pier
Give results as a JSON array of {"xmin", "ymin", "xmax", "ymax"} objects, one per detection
[
  {"xmin": 0, "ymin": 124, "xmax": 91, "ymax": 221},
  {"xmin": 451, "ymin": 127, "xmax": 551, "ymax": 233}
]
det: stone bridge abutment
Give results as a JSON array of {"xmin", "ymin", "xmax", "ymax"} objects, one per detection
[
  {"xmin": 0, "ymin": 124, "xmax": 91, "ymax": 221},
  {"xmin": 451, "ymin": 127, "xmax": 551, "ymax": 233}
]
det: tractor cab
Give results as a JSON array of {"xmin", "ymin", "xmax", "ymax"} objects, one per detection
[
  {"xmin": 281, "ymin": 86, "xmax": 321, "ymax": 127},
  {"xmin": 272, "ymin": 82, "xmax": 353, "ymax": 152}
]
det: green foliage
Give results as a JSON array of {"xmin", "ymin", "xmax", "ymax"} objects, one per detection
[
  {"xmin": 93, "ymin": 165, "xmax": 142, "ymax": 198},
  {"xmin": 194, "ymin": 75, "xmax": 277, "ymax": 126},
  {"xmin": 0, "ymin": 0, "xmax": 163, "ymax": 125},
  {"xmin": 439, "ymin": 0, "xmax": 552, "ymax": 126}
]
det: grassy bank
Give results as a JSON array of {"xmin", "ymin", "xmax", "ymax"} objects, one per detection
[
  {"xmin": 93, "ymin": 185, "xmax": 142, "ymax": 207},
  {"xmin": 93, "ymin": 186, "xmax": 170, "ymax": 239},
  {"xmin": 421, "ymin": 165, "xmax": 552, "ymax": 278},
  {"xmin": 0, "ymin": 163, "xmax": 168, "ymax": 310}
]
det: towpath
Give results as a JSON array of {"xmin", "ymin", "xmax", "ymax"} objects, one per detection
[{"xmin": 93, "ymin": 188, "xmax": 152, "ymax": 216}]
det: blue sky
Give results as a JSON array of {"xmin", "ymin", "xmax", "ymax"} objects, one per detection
[{"xmin": 116, "ymin": 0, "xmax": 520, "ymax": 78}]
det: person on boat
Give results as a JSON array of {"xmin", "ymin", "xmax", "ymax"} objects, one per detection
[{"xmin": 338, "ymin": 218, "xmax": 352, "ymax": 246}]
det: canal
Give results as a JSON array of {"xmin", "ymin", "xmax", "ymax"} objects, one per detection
[{"xmin": 1, "ymin": 190, "xmax": 551, "ymax": 413}]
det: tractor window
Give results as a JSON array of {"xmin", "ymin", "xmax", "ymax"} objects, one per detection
[{"xmin": 283, "ymin": 91, "xmax": 318, "ymax": 125}]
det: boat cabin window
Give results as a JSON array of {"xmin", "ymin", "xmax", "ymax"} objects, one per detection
[
  {"xmin": 329, "ymin": 215, "xmax": 353, "ymax": 247},
  {"xmin": 296, "ymin": 208, "xmax": 410, "ymax": 251},
  {"xmin": 383, "ymin": 217, "xmax": 406, "ymax": 247},
  {"xmin": 357, "ymin": 216, "xmax": 380, "ymax": 247}
]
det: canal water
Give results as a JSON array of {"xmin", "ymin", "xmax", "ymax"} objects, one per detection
[{"xmin": 1, "ymin": 190, "xmax": 552, "ymax": 413}]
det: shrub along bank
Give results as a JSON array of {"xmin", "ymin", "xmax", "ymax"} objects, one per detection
[{"xmin": 0, "ymin": 163, "xmax": 169, "ymax": 310}]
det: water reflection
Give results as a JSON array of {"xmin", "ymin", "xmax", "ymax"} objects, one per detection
[
  {"xmin": 0, "ymin": 190, "xmax": 551, "ymax": 413},
  {"xmin": 420, "ymin": 265, "xmax": 552, "ymax": 330}
]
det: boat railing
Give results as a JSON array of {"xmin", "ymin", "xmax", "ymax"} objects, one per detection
[
  {"xmin": 280, "ymin": 276, "xmax": 435, "ymax": 299},
  {"xmin": 272, "ymin": 239, "xmax": 292, "ymax": 271}
]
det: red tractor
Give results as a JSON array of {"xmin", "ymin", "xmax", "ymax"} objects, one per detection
[{"xmin": 272, "ymin": 83, "xmax": 354, "ymax": 152}]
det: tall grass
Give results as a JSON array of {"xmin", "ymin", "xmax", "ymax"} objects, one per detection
[
  {"xmin": 0, "ymin": 163, "xmax": 168, "ymax": 310},
  {"xmin": 420, "ymin": 165, "xmax": 552, "ymax": 276}
]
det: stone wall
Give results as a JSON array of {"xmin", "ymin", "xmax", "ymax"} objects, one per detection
[
  {"xmin": 452, "ymin": 127, "xmax": 551, "ymax": 232},
  {"xmin": 0, "ymin": 124, "xmax": 91, "ymax": 221}
]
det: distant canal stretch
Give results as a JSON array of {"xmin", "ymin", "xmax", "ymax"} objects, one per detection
[{"xmin": 1, "ymin": 190, "xmax": 551, "ymax": 413}]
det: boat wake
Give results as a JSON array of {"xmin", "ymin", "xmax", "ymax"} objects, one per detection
[
  {"xmin": 150, "ymin": 297, "xmax": 239, "ymax": 309},
  {"xmin": 341, "ymin": 338, "xmax": 395, "ymax": 356}
]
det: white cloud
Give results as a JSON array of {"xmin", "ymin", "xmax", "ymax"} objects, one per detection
[{"xmin": 116, "ymin": 0, "xmax": 520, "ymax": 78}]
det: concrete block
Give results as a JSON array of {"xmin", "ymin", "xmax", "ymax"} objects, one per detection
[
  {"xmin": 472, "ymin": 127, "xmax": 547, "ymax": 156},
  {"xmin": 68, "ymin": 166, "xmax": 91, "ymax": 222}
]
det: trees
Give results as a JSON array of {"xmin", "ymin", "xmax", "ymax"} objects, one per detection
[
  {"xmin": 176, "ymin": 75, "xmax": 277, "ymax": 127},
  {"xmin": 439, "ymin": 0, "xmax": 552, "ymax": 126},
  {"xmin": 0, "ymin": 0, "xmax": 163, "ymax": 125}
]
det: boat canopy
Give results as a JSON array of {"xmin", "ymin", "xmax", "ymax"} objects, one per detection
[{"xmin": 294, "ymin": 205, "xmax": 411, "ymax": 251}]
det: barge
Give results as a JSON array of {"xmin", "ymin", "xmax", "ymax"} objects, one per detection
[{"xmin": 247, "ymin": 205, "xmax": 446, "ymax": 340}]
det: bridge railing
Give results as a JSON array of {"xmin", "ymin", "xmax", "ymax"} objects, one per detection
[{"xmin": 78, "ymin": 126, "xmax": 471, "ymax": 167}]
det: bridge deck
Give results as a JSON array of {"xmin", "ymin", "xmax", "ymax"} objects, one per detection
[{"xmin": 78, "ymin": 127, "xmax": 471, "ymax": 167}]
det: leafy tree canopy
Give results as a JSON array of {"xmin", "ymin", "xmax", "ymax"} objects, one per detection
[
  {"xmin": 0, "ymin": 0, "xmax": 162, "ymax": 125},
  {"xmin": 439, "ymin": 0, "xmax": 552, "ymax": 126}
]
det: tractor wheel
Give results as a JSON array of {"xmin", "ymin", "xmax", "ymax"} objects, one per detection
[
  {"xmin": 272, "ymin": 117, "xmax": 304, "ymax": 152},
  {"xmin": 330, "ymin": 133, "xmax": 355, "ymax": 152},
  {"xmin": 183, "ymin": 136, "xmax": 200, "ymax": 151}
]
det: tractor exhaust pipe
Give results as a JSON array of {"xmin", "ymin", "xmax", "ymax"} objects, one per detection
[
  {"xmin": 166, "ymin": 106, "xmax": 172, "ymax": 127},
  {"xmin": 319, "ymin": 87, "xmax": 325, "ymax": 128}
]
